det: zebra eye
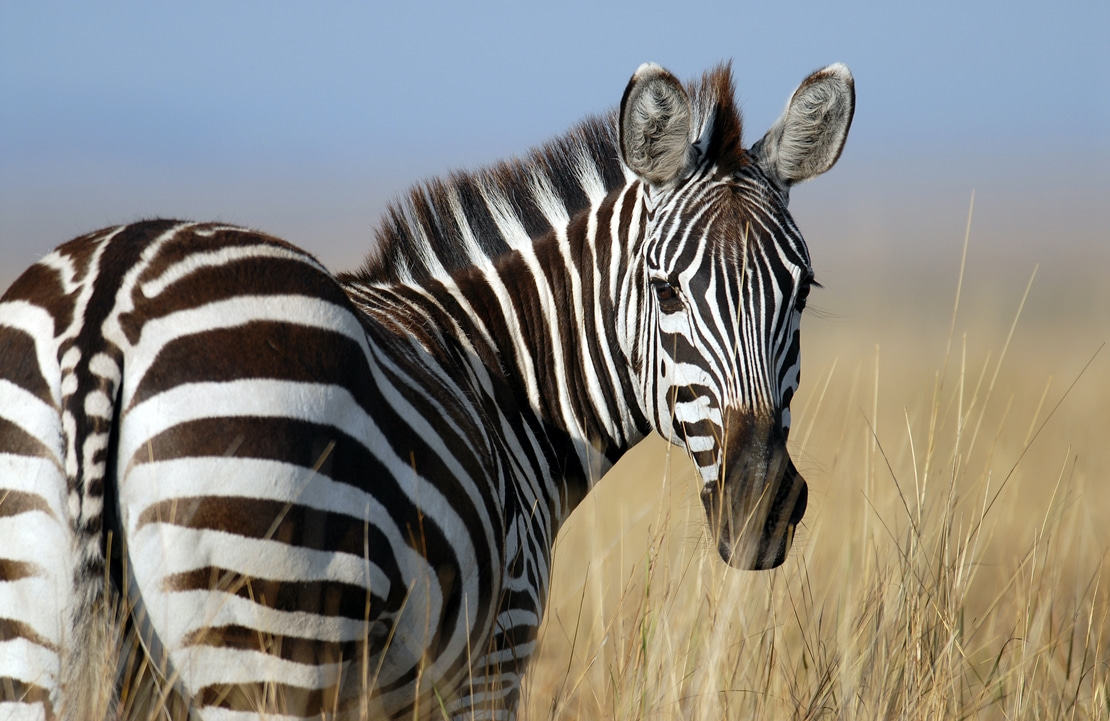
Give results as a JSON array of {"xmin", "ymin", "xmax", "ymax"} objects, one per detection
[
  {"xmin": 794, "ymin": 280, "xmax": 812, "ymax": 312},
  {"xmin": 651, "ymin": 279, "xmax": 680, "ymax": 308}
]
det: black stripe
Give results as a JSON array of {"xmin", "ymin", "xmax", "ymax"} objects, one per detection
[
  {"xmin": 0, "ymin": 418, "xmax": 56, "ymax": 465},
  {"xmin": 0, "ymin": 559, "xmax": 44, "ymax": 582},
  {"xmin": 0, "ymin": 328, "xmax": 53, "ymax": 405},
  {"xmin": 128, "ymin": 320, "xmax": 372, "ymax": 410},
  {"xmin": 453, "ymin": 174, "xmax": 512, "ymax": 259},
  {"xmin": 164, "ymin": 567, "xmax": 389, "ymax": 622},
  {"xmin": 0, "ymin": 489, "xmax": 56, "ymax": 520},
  {"xmin": 136, "ymin": 496, "xmax": 411, "ymax": 615},
  {"xmin": 197, "ymin": 680, "xmax": 341, "ymax": 715},
  {"xmin": 0, "ymin": 617, "xmax": 58, "ymax": 651},
  {"xmin": 1, "ymin": 249, "xmax": 77, "ymax": 336},
  {"xmin": 135, "ymin": 414, "xmax": 468, "ymax": 626},
  {"xmin": 0, "ymin": 676, "xmax": 54, "ymax": 715},
  {"xmin": 182, "ymin": 624, "xmax": 365, "ymax": 668}
]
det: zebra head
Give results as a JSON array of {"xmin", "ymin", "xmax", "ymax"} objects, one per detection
[{"xmin": 619, "ymin": 62, "xmax": 854, "ymax": 570}]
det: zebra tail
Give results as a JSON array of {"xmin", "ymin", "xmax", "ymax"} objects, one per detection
[
  {"xmin": 52, "ymin": 249, "xmax": 128, "ymax": 714},
  {"xmin": 56, "ymin": 289, "xmax": 127, "ymax": 720}
]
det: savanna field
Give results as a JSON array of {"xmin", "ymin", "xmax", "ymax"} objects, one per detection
[{"xmin": 519, "ymin": 226, "xmax": 1110, "ymax": 720}]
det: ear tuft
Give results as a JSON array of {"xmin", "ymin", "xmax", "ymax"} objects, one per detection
[
  {"xmin": 752, "ymin": 63, "xmax": 855, "ymax": 190},
  {"xmin": 619, "ymin": 63, "xmax": 693, "ymax": 186}
]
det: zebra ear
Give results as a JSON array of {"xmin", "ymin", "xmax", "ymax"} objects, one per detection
[
  {"xmin": 751, "ymin": 63, "xmax": 855, "ymax": 191},
  {"xmin": 619, "ymin": 63, "xmax": 694, "ymax": 186}
]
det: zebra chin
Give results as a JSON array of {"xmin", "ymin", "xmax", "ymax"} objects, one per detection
[{"xmin": 700, "ymin": 447, "xmax": 808, "ymax": 571}]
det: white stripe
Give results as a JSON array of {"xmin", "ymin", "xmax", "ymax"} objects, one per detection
[
  {"xmin": 362, "ymin": 347, "xmax": 499, "ymax": 574},
  {"xmin": 575, "ymin": 153, "xmax": 608, "ymax": 204},
  {"xmin": 669, "ymin": 360, "xmax": 715, "ymax": 390},
  {"xmin": 120, "ymin": 379, "xmax": 362, "ymax": 472},
  {"xmin": 127, "ymin": 527, "xmax": 414, "ymax": 651},
  {"xmin": 476, "ymin": 641, "xmax": 536, "ymax": 668},
  {"xmin": 0, "ymin": 382, "xmax": 62, "ymax": 462},
  {"xmin": 0, "ymin": 638, "xmax": 59, "ymax": 693},
  {"xmin": 529, "ymin": 169, "xmax": 569, "ymax": 231},
  {"xmin": 0, "ymin": 573, "xmax": 69, "ymax": 645},
  {"xmin": 672, "ymin": 397, "xmax": 722, "ymax": 426},
  {"xmin": 173, "ymin": 644, "xmax": 343, "ymax": 693},
  {"xmin": 516, "ymin": 243, "xmax": 585, "ymax": 453},
  {"xmin": 83, "ymin": 389, "xmax": 113, "ymax": 419},
  {"xmin": 472, "ymin": 264, "xmax": 543, "ymax": 412},
  {"xmin": 0, "ymin": 454, "xmax": 65, "ymax": 499},
  {"xmin": 447, "ymin": 187, "xmax": 494, "ymax": 267},
  {"xmin": 494, "ymin": 607, "xmax": 537, "ymax": 630},
  {"xmin": 140, "ymin": 243, "xmax": 327, "ymax": 299},
  {"xmin": 197, "ymin": 710, "xmax": 305, "ymax": 721},
  {"xmin": 396, "ymin": 203, "xmax": 448, "ymax": 279},
  {"xmin": 139, "ymin": 582, "xmax": 392, "ymax": 645},
  {"xmin": 480, "ymin": 183, "xmax": 533, "ymax": 251},
  {"xmin": 36, "ymin": 226, "xmax": 123, "ymax": 296},
  {"xmin": 0, "ymin": 702, "xmax": 48, "ymax": 721},
  {"xmin": 59, "ymin": 346, "xmax": 80, "ymax": 373},
  {"xmin": 88, "ymin": 351, "xmax": 120, "ymax": 382},
  {"xmin": 0, "ymin": 512, "xmax": 71, "ymax": 570},
  {"xmin": 684, "ymin": 434, "xmax": 717, "ymax": 453}
]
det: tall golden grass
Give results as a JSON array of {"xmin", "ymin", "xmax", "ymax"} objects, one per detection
[{"xmin": 521, "ymin": 233, "xmax": 1110, "ymax": 719}]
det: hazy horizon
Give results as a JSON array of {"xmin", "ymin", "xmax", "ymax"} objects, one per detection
[{"xmin": 3, "ymin": 2, "xmax": 1107, "ymax": 293}]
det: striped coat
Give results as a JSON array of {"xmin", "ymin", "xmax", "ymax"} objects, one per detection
[{"xmin": 0, "ymin": 61, "xmax": 853, "ymax": 719}]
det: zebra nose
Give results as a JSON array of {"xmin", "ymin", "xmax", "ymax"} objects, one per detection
[
  {"xmin": 789, "ymin": 472, "xmax": 808, "ymax": 526},
  {"xmin": 749, "ymin": 457, "xmax": 806, "ymax": 570}
]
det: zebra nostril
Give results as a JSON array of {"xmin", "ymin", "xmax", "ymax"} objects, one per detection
[{"xmin": 790, "ymin": 480, "xmax": 808, "ymax": 525}]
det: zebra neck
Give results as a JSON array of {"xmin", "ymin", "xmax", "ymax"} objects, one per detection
[{"xmin": 426, "ymin": 211, "xmax": 651, "ymax": 503}]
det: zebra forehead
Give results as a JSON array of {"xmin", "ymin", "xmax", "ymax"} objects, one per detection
[{"xmin": 654, "ymin": 192, "xmax": 810, "ymax": 277}]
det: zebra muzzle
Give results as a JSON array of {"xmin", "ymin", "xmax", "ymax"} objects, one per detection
[{"xmin": 700, "ymin": 444, "xmax": 807, "ymax": 570}]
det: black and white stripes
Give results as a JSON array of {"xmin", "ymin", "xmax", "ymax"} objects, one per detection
[{"xmin": 0, "ymin": 61, "xmax": 853, "ymax": 720}]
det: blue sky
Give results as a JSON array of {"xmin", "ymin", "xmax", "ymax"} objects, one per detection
[{"xmin": 2, "ymin": 1, "xmax": 1108, "ymax": 288}]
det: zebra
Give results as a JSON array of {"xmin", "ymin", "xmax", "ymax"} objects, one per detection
[{"xmin": 0, "ymin": 61, "xmax": 854, "ymax": 719}]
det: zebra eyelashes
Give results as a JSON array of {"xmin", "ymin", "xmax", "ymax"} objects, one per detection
[
  {"xmin": 794, "ymin": 276, "xmax": 819, "ymax": 312},
  {"xmin": 794, "ymin": 282, "xmax": 810, "ymax": 312}
]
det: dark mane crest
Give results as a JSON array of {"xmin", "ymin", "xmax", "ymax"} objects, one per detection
[
  {"xmin": 343, "ymin": 115, "xmax": 625, "ymax": 285},
  {"xmin": 342, "ymin": 64, "xmax": 746, "ymax": 286},
  {"xmin": 689, "ymin": 63, "xmax": 746, "ymax": 175}
]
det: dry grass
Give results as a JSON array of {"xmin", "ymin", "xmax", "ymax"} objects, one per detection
[{"xmin": 521, "ymin": 249, "xmax": 1110, "ymax": 719}]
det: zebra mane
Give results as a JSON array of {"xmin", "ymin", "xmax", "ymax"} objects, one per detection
[
  {"xmin": 688, "ymin": 62, "xmax": 745, "ymax": 177},
  {"xmin": 342, "ymin": 64, "xmax": 743, "ymax": 286}
]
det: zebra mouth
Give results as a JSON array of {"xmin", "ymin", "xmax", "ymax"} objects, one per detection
[{"xmin": 702, "ymin": 465, "xmax": 807, "ymax": 570}]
